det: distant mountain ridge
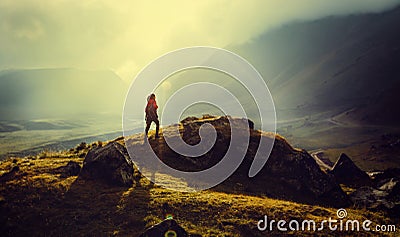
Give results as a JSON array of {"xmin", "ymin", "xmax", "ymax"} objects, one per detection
[
  {"xmin": 0, "ymin": 68, "xmax": 127, "ymax": 120},
  {"xmin": 2, "ymin": 7, "xmax": 400, "ymax": 161},
  {"xmin": 232, "ymin": 5, "xmax": 400, "ymax": 124},
  {"xmin": 150, "ymin": 6, "xmax": 400, "ymax": 126},
  {"xmin": 2, "ymin": 6, "xmax": 400, "ymax": 125}
]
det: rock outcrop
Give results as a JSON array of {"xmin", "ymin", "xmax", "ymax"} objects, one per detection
[
  {"xmin": 54, "ymin": 161, "xmax": 81, "ymax": 178},
  {"xmin": 221, "ymin": 132, "xmax": 350, "ymax": 207},
  {"xmin": 329, "ymin": 153, "xmax": 372, "ymax": 188},
  {"xmin": 79, "ymin": 142, "xmax": 134, "ymax": 186},
  {"xmin": 126, "ymin": 115, "xmax": 350, "ymax": 207},
  {"xmin": 351, "ymin": 169, "xmax": 400, "ymax": 216},
  {"xmin": 349, "ymin": 184, "xmax": 400, "ymax": 217}
]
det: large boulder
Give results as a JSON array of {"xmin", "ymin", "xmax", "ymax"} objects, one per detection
[
  {"xmin": 79, "ymin": 142, "xmax": 134, "ymax": 186},
  {"xmin": 329, "ymin": 153, "xmax": 373, "ymax": 188},
  {"xmin": 222, "ymin": 133, "xmax": 350, "ymax": 207},
  {"xmin": 127, "ymin": 116, "xmax": 350, "ymax": 207},
  {"xmin": 54, "ymin": 161, "xmax": 81, "ymax": 178}
]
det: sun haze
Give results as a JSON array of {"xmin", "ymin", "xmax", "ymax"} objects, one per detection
[{"xmin": 0, "ymin": 0, "xmax": 399, "ymax": 82}]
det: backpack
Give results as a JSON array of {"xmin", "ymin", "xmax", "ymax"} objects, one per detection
[{"xmin": 146, "ymin": 99, "xmax": 155, "ymax": 113}]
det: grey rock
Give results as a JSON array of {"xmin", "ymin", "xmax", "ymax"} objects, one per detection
[
  {"xmin": 329, "ymin": 153, "xmax": 372, "ymax": 188},
  {"xmin": 55, "ymin": 161, "xmax": 81, "ymax": 178},
  {"xmin": 79, "ymin": 142, "xmax": 134, "ymax": 186},
  {"xmin": 350, "ymin": 186, "xmax": 392, "ymax": 209}
]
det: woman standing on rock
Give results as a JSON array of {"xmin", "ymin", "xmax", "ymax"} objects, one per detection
[{"xmin": 145, "ymin": 93, "xmax": 160, "ymax": 139}]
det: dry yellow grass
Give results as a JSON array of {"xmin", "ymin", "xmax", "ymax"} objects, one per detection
[{"xmin": 0, "ymin": 156, "xmax": 398, "ymax": 236}]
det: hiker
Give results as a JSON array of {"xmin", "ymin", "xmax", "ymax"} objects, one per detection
[{"xmin": 145, "ymin": 93, "xmax": 160, "ymax": 139}]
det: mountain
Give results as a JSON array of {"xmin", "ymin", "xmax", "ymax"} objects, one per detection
[
  {"xmin": 152, "ymin": 6, "xmax": 400, "ymax": 131},
  {"xmin": 144, "ymin": 8, "xmax": 400, "ymax": 168},
  {"xmin": 232, "ymin": 6, "xmax": 400, "ymax": 124},
  {"xmin": 0, "ymin": 68, "xmax": 129, "ymax": 159},
  {"xmin": 0, "ymin": 68, "xmax": 127, "ymax": 120}
]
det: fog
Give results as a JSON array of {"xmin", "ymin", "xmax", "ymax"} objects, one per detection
[{"xmin": 0, "ymin": 0, "xmax": 399, "ymax": 82}]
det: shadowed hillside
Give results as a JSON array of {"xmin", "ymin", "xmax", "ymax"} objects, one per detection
[{"xmin": 234, "ymin": 6, "xmax": 400, "ymax": 124}]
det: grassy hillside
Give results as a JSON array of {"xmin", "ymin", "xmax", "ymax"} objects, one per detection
[{"xmin": 0, "ymin": 153, "xmax": 398, "ymax": 236}]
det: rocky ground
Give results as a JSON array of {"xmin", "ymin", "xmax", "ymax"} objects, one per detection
[{"xmin": 0, "ymin": 115, "xmax": 399, "ymax": 236}]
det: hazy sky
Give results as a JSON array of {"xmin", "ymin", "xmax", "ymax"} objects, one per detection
[{"xmin": 1, "ymin": 0, "xmax": 399, "ymax": 82}]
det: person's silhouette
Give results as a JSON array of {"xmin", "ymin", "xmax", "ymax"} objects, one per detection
[{"xmin": 145, "ymin": 93, "xmax": 160, "ymax": 139}]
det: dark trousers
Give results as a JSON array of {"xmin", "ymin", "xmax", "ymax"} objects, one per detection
[{"xmin": 145, "ymin": 117, "xmax": 159, "ymax": 137}]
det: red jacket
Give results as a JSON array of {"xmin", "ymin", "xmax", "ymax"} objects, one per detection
[{"xmin": 145, "ymin": 98, "xmax": 158, "ymax": 112}]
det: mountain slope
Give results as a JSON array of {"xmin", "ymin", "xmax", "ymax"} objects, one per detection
[{"xmin": 232, "ymin": 6, "xmax": 400, "ymax": 123}]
